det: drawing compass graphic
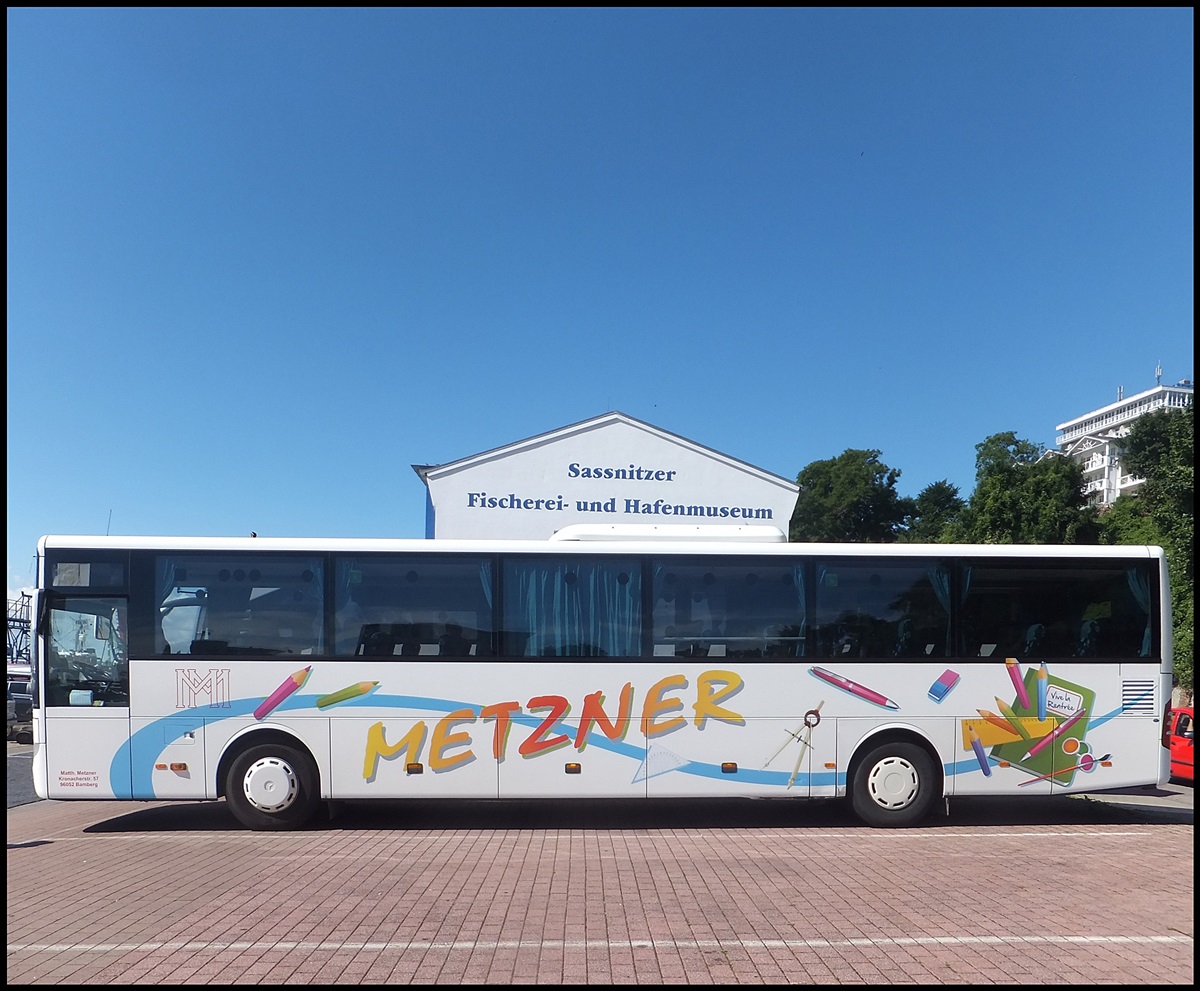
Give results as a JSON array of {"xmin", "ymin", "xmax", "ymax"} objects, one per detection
[{"xmin": 764, "ymin": 700, "xmax": 824, "ymax": 790}]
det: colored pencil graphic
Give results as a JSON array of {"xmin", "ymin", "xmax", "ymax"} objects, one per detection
[
  {"xmin": 995, "ymin": 696, "xmax": 1032, "ymax": 740},
  {"xmin": 1023, "ymin": 707, "xmax": 1088, "ymax": 760},
  {"xmin": 977, "ymin": 708, "xmax": 1019, "ymax": 736},
  {"xmin": 1036, "ymin": 662, "xmax": 1049, "ymax": 720},
  {"xmin": 971, "ymin": 720, "xmax": 1021, "ymax": 748},
  {"xmin": 1005, "ymin": 658, "xmax": 1031, "ymax": 709},
  {"xmin": 809, "ymin": 667, "xmax": 899, "ymax": 709},
  {"xmin": 969, "ymin": 726, "xmax": 992, "ymax": 777},
  {"xmin": 253, "ymin": 666, "xmax": 311, "ymax": 720},
  {"xmin": 316, "ymin": 680, "xmax": 379, "ymax": 709}
]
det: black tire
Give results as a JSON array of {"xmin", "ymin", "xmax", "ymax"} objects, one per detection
[
  {"xmin": 225, "ymin": 742, "xmax": 320, "ymax": 831},
  {"xmin": 850, "ymin": 741, "xmax": 938, "ymax": 828}
]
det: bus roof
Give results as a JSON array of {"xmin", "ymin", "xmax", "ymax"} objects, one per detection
[
  {"xmin": 37, "ymin": 532, "xmax": 1165, "ymax": 561},
  {"xmin": 549, "ymin": 523, "xmax": 788, "ymax": 542}
]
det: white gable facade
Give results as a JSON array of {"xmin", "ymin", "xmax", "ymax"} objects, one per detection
[{"xmin": 414, "ymin": 413, "xmax": 799, "ymax": 540}]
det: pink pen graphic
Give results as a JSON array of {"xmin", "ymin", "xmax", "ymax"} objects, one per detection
[
  {"xmin": 809, "ymin": 667, "xmax": 899, "ymax": 710},
  {"xmin": 1023, "ymin": 707, "xmax": 1088, "ymax": 760},
  {"xmin": 1005, "ymin": 658, "xmax": 1031, "ymax": 709},
  {"xmin": 254, "ymin": 666, "xmax": 312, "ymax": 720}
]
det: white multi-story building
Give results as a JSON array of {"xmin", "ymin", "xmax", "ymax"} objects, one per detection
[{"xmin": 1055, "ymin": 369, "xmax": 1194, "ymax": 505}]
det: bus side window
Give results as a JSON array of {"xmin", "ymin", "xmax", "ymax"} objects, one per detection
[
  {"xmin": 504, "ymin": 556, "xmax": 641, "ymax": 658},
  {"xmin": 334, "ymin": 554, "xmax": 495, "ymax": 658},
  {"xmin": 811, "ymin": 559, "xmax": 947, "ymax": 660}
]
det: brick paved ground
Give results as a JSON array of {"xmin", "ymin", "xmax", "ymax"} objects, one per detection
[{"xmin": 6, "ymin": 794, "xmax": 1193, "ymax": 984}]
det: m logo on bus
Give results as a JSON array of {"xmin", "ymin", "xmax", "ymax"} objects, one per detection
[{"xmin": 176, "ymin": 668, "xmax": 233, "ymax": 709}]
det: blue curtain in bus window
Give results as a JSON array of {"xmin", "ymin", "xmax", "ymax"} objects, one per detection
[
  {"xmin": 156, "ymin": 559, "xmax": 177, "ymax": 654},
  {"xmin": 503, "ymin": 557, "xmax": 640, "ymax": 657},
  {"xmin": 334, "ymin": 558, "xmax": 365, "ymax": 654},
  {"xmin": 790, "ymin": 565, "xmax": 806, "ymax": 656},
  {"xmin": 1125, "ymin": 567, "xmax": 1152, "ymax": 657},
  {"xmin": 479, "ymin": 564, "xmax": 493, "ymax": 607},
  {"xmin": 928, "ymin": 565, "xmax": 952, "ymax": 655}
]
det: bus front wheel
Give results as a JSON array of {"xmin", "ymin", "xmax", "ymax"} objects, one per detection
[
  {"xmin": 225, "ymin": 742, "xmax": 320, "ymax": 831},
  {"xmin": 850, "ymin": 741, "xmax": 937, "ymax": 828}
]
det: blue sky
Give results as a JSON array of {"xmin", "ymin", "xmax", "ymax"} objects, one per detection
[{"xmin": 6, "ymin": 7, "xmax": 1194, "ymax": 596}]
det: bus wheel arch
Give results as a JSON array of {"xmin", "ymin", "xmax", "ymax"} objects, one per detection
[
  {"xmin": 219, "ymin": 730, "xmax": 321, "ymax": 831},
  {"xmin": 847, "ymin": 730, "xmax": 942, "ymax": 828}
]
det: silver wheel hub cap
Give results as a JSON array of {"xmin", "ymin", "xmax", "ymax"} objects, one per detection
[
  {"xmin": 866, "ymin": 756, "xmax": 920, "ymax": 810},
  {"xmin": 242, "ymin": 757, "xmax": 299, "ymax": 813}
]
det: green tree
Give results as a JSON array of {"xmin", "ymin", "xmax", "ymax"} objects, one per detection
[
  {"xmin": 789, "ymin": 449, "xmax": 911, "ymax": 543},
  {"xmin": 952, "ymin": 432, "xmax": 1099, "ymax": 544},
  {"xmin": 1111, "ymin": 403, "xmax": 1194, "ymax": 698},
  {"xmin": 1097, "ymin": 492, "xmax": 1163, "ymax": 547},
  {"xmin": 900, "ymin": 480, "xmax": 966, "ymax": 542}
]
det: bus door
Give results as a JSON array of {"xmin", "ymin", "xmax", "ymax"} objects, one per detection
[{"xmin": 41, "ymin": 595, "xmax": 133, "ymax": 799}]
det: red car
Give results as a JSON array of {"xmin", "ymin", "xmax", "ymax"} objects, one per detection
[{"xmin": 1166, "ymin": 705, "xmax": 1194, "ymax": 782}]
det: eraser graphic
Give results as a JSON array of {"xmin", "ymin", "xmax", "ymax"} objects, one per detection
[{"xmin": 927, "ymin": 669, "xmax": 960, "ymax": 703}]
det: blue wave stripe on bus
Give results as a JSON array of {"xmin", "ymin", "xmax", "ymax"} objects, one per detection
[{"xmin": 115, "ymin": 691, "xmax": 1146, "ymax": 800}]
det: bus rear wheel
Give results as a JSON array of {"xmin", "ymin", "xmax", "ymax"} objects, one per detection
[
  {"xmin": 226, "ymin": 743, "xmax": 319, "ymax": 831},
  {"xmin": 850, "ymin": 741, "xmax": 937, "ymax": 828}
]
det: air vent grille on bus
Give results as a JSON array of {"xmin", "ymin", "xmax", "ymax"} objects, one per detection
[{"xmin": 1120, "ymin": 680, "xmax": 1156, "ymax": 714}]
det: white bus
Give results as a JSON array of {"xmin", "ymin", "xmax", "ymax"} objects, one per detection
[{"xmin": 29, "ymin": 526, "xmax": 1173, "ymax": 829}]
